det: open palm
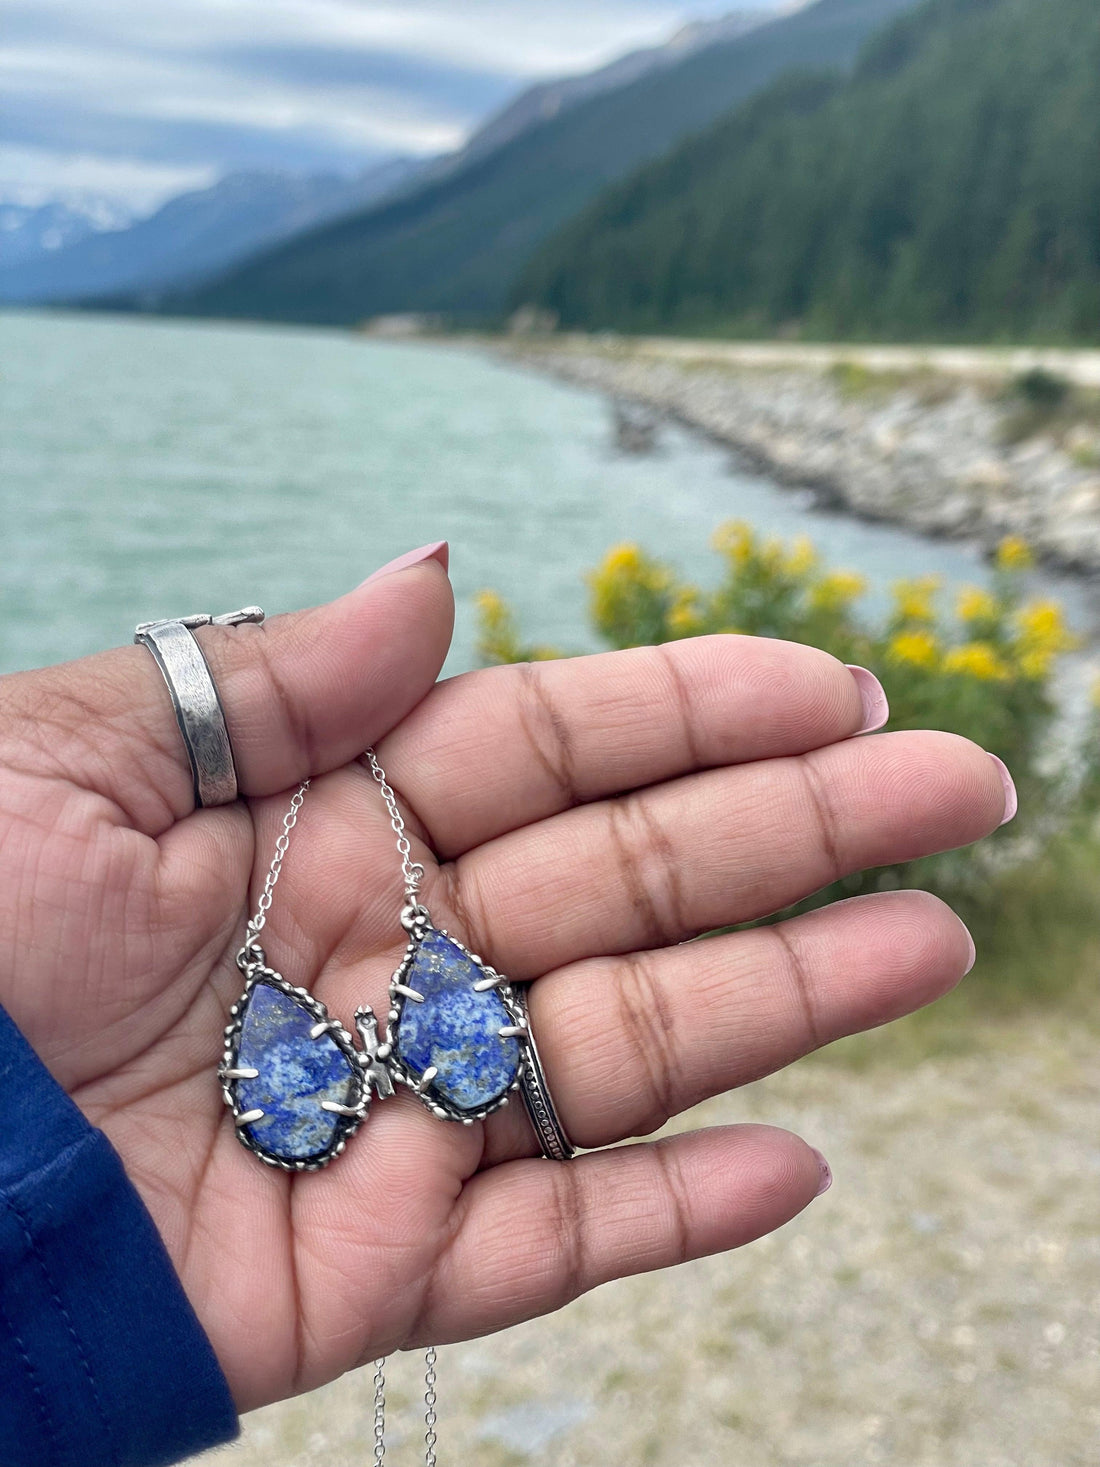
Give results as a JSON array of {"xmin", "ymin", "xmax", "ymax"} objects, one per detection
[{"xmin": 0, "ymin": 556, "xmax": 1008, "ymax": 1414}]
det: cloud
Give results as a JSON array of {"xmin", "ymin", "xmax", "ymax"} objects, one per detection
[{"xmin": 0, "ymin": 0, "xmax": 774, "ymax": 205}]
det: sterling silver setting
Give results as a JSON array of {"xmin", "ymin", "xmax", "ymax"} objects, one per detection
[
  {"xmin": 385, "ymin": 903, "xmax": 530, "ymax": 1125},
  {"xmin": 219, "ymin": 939, "xmax": 371, "ymax": 1172},
  {"xmin": 134, "ymin": 606, "xmax": 263, "ymax": 807}
]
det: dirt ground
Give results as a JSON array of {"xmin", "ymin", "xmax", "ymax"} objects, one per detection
[{"xmin": 202, "ymin": 1007, "xmax": 1100, "ymax": 1467}]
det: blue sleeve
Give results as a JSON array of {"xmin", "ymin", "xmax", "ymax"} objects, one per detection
[{"xmin": 0, "ymin": 1003, "xmax": 239, "ymax": 1467}]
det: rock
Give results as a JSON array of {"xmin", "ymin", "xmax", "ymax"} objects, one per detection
[{"xmin": 498, "ymin": 339, "xmax": 1100, "ymax": 576}]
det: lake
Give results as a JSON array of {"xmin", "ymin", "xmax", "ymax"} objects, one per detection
[{"xmin": 2, "ymin": 309, "xmax": 1095, "ymax": 680}]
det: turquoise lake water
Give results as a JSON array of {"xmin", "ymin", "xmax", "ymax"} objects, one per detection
[{"xmin": 2, "ymin": 309, "xmax": 1095, "ymax": 679}]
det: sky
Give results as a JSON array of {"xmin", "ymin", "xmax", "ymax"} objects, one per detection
[{"xmin": 0, "ymin": 0, "xmax": 780, "ymax": 213}]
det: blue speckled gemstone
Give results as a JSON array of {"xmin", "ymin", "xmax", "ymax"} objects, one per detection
[
  {"xmin": 395, "ymin": 930, "xmax": 520, "ymax": 1113},
  {"xmin": 235, "ymin": 982, "xmax": 358, "ymax": 1161}
]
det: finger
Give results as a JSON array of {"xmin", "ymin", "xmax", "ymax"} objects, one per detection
[
  {"xmin": 379, "ymin": 637, "xmax": 878, "ymax": 856},
  {"xmin": 414, "ymin": 1125, "xmax": 825, "ymax": 1346},
  {"xmin": 483, "ymin": 890, "xmax": 972, "ymax": 1163},
  {"xmin": 0, "ymin": 546, "xmax": 453, "ymax": 834},
  {"xmin": 445, "ymin": 730, "xmax": 1007, "ymax": 978}
]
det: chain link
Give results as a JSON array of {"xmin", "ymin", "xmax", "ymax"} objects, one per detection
[
  {"xmin": 423, "ymin": 1348, "xmax": 438, "ymax": 1467},
  {"xmin": 363, "ymin": 749, "xmax": 425, "ymax": 906},
  {"xmin": 245, "ymin": 779, "xmax": 310, "ymax": 943},
  {"xmin": 372, "ymin": 1359, "xmax": 387, "ymax": 1466}
]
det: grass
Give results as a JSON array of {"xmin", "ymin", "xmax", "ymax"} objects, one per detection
[{"xmin": 806, "ymin": 830, "xmax": 1100, "ymax": 1070}]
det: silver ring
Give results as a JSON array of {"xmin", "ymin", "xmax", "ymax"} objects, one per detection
[
  {"xmin": 514, "ymin": 985, "xmax": 576, "ymax": 1161},
  {"xmin": 134, "ymin": 608, "xmax": 263, "ymax": 807}
]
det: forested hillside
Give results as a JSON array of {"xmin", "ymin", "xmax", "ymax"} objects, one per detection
[
  {"xmin": 518, "ymin": 0, "xmax": 1100, "ymax": 342},
  {"xmin": 172, "ymin": 0, "xmax": 918, "ymax": 325}
]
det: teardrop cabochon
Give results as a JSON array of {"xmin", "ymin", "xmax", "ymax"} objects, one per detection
[
  {"xmin": 387, "ymin": 924, "xmax": 528, "ymax": 1123},
  {"xmin": 220, "ymin": 968, "xmax": 368, "ymax": 1171}
]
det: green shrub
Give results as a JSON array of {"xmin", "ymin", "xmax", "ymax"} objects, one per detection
[{"xmin": 476, "ymin": 525, "xmax": 1100, "ymax": 998}]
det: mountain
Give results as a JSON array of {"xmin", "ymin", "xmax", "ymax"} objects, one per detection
[
  {"xmin": 0, "ymin": 159, "xmax": 419, "ymax": 305},
  {"xmin": 457, "ymin": 8, "xmax": 789, "ymax": 166},
  {"xmin": 517, "ymin": 0, "xmax": 1100, "ymax": 342},
  {"xmin": 0, "ymin": 197, "xmax": 135, "ymax": 272},
  {"xmin": 171, "ymin": 0, "xmax": 920, "ymax": 326}
]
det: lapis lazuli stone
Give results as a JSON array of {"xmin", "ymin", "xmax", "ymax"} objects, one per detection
[
  {"xmin": 235, "ymin": 982, "xmax": 358, "ymax": 1161},
  {"xmin": 395, "ymin": 930, "xmax": 520, "ymax": 1113}
]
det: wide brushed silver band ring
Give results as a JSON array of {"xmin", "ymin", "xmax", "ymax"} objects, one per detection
[
  {"xmin": 514, "ymin": 985, "xmax": 576, "ymax": 1162},
  {"xmin": 134, "ymin": 608, "xmax": 264, "ymax": 808}
]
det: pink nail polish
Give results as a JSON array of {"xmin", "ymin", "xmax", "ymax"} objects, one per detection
[
  {"xmin": 845, "ymin": 665, "xmax": 890, "ymax": 734},
  {"xmin": 810, "ymin": 1147, "xmax": 833, "ymax": 1197},
  {"xmin": 363, "ymin": 541, "xmax": 449, "ymax": 586},
  {"xmin": 988, "ymin": 753, "xmax": 1018, "ymax": 826},
  {"xmin": 963, "ymin": 926, "xmax": 977, "ymax": 976}
]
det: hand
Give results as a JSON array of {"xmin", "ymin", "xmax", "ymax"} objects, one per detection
[{"xmin": 0, "ymin": 549, "xmax": 1010, "ymax": 1412}]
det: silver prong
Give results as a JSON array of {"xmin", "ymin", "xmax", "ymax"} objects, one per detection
[
  {"xmin": 473, "ymin": 975, "xmax": 503, "ymax": 991},
  {"xmin": 320, "ymin": 1101, "xmax": 361, "ymax": 1117},
  {"xmin": 236, "ymin": 1108, "xmax": 264, "ymax": 1126},
  {"xmin": 499, "ymin": 1025, "xmax": 528, "ymax": 1039},
  {"xmin": 419, "ymin": 1066, "xmax": 439, "ymax": 1089},
  {"xmin": 221, "ymin": 1066, "xmax": 260, "ymax": 1080},
  {"xmin": 393, "ymin": 983, "xmax": 425, "ymax": 1003},
  {"xmin": 375, "ymin": 1041, "xmax": 392, "ymax": 1060},
  {"xmin": 309, "ymin": 1020, "xmax": 336, "ymax": 1039}
]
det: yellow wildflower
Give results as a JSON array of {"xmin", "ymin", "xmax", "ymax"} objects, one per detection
[
  {"xmin": 810, "ymin": 570, "xmax": 867, "ymax": 612},
  {"xmin": 712, "ymin": 520, "xmax": 755, "ymax": 566},
  {"xmin": 1092, "ymin": 676, "xmax": 1100, "ymax": 709},
  {"xmin": 892, "ymin": 575, "xmax": 941, "ymax": 624},
  {"xmin": 996, "ymin": 536, "xmax": 1033, "ymax": 572},
  {"xmin": 474, "ymin": 589, "xmax": 523, "ymax": 664},
  {"xmin": 785, "ymin": 536, "xmax": 818, "ymax": 577},
  {"xmin": 601, "ymin": 543, "xmax": 643, "ymax": 576},
  {"xmin": 1014, "ymin": 600, "xmax": 1077, "ymax": 656},
  {"xmin": 956, "ymin": 586, "xmax": 999, "ymax": 624},
  {"xmin": 888, "ymin": 630, "xmax": 939, "ymax": 668},
  {"xmin": 667, "ymin": 586, "xmax": 705, "ymax": 637},
  {"xmin": 942, "ymin": 641, "xmax": 1011, "ymax": 681}
]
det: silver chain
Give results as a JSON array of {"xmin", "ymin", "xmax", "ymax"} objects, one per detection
[
  {"xmin": 245, "ymin": 778, "xmax": 310, "ymax": 944},
  {"xmin": 371, "ymin": 1352, "xmax": 438, "ymax": 1467},
  {"xmin": 364, "ymin": 752, "xmax": 439, "ymax": 1465},
  {"xmin": 246, "ymin": 772, "xmax": 440, "ymax": 1463},
  {"xmin": 423, "ymin": 1347, "xmax": 438, "ymax": 1467},
  {"xmin": 372, "ymin": 1360, "xmax": 387, "ymax": 1466},
  {"xmin": 363, "ymin": 748, "xmax": 425, "ymax": 907}
]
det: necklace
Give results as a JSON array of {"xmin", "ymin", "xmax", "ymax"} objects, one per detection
[
  {"xmin": 371, "ymin": 1351, "xmax": 437, "ymax": 1467},
  {"xmin": 219, "ymin": 751, "xmax": 538, "ymax": 1461}
]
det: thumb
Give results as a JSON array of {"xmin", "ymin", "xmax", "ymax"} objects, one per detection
[{"xmin": 0, "ymin": 542, "xmax": 454, "ymax": 834}]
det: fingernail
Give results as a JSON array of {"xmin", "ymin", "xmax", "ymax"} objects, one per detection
[
  {"xmin": 988, "ymin": 753, "xmax": 1018, "ymax": 826},
  {"xmin": 963, "ymin": 924, "xmax": 977, "ymax": 976},
  {"xmin": 810, "ymin": 1147, "xmax": 833, "ymax": 1197},
  {"xmin": 363, "ymin": 541, "xmax": 449, "ymax": 585},
  {"xmin": 845, "ymin": 665, "xmax": 890, "ymax": 734}
]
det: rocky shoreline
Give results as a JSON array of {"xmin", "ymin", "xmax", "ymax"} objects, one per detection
[{"xmin": 495, "ymin": 337, "xmax": 1100, "ymax": 578}]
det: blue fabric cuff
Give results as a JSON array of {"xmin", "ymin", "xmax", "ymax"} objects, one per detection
[{"xmin": 0, "ymin": 1002, "xmax": 239, "ymax": 1467}]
